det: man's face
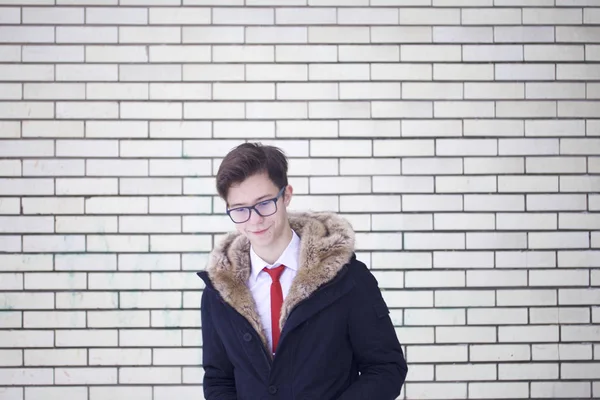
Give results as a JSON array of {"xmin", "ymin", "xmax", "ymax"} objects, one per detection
[{"xmin": 226, "ymin": 172, "xmax": 292, "ymax": 249}]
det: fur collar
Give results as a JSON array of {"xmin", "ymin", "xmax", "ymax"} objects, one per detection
[{"xmin": 204, "ymin": 211, "xmax": 355, "ymax": 353}]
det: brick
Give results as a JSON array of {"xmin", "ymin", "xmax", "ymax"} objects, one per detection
[
  {"xmin": 585, "ymin": 7, "xmax": 600, "ymax": 23},
  {"xmin": 523, "ymin": 8, "xmax": 582, "ymax": 24},
  {"xmin": 308, "ymin": 0, "xmax": 368, "ymax": 4},
  {"xmin": 24, "ymin": 83, "xmax": 85, "ymax": 100},
  {"xmin": 531, "ymin": 382, "xmax": 591, "ymax": 399},
  {"xmin": 55, "ymin": 329, "xmax": 117, "ymax": 347},
  {"xmin": 465, "ymin": 82, "xmax": 524, "ymax": 100},
  {"xmin": 558, "ymin": 250, "xmax": 600, "ymax": 267},
  {"xmin": 339, "ymin": 45, "xmax": 399, "ymax": 62},
  {"xmin": 402, "ymin": 194, "xmax": 462, "ymax": 211},
  {"xmin": 469, "ymin": 382, "xmax": 528, "ymax": 399},
  {"xmin": 0, "ymin": 84, "xmax": 21, "ymax": 100},
  {"xmin": 0, "ymin": 273, "xmax": 22, "ymax": 290},
  {"xmin": 467, "ymin": 270, "xmax": 527, "ymax": 287},
  {"xmin": 276, "ymin": 8, "xmax": 335, "ymax": 24},
  {"xmin": 434, "ymin": 64, "xmax": 493, "ymax": 81},
  {"xmin": 467, "ymin": 232, "xmax": 527, "ymax": 249},
  {"xmin": 119, "ymin": 253, "xmax": 181, "ymax": 270},
  {"xmin": 402, "ymin": 158, "xmax": 462, "ymax": 175},
  {"xmin": 120, "ymin": 27, "xmax": 180, "ymax": 44},
  {"xmin": 90, "ymin": 387, "xmax": 153, "ymax": 400},
  {"xmin": 374, "ymin": 176, "xmax": 433, "ymax": 193},
  {"xmin": 246, "ymin": 102, "xmax": 307, "ymax": 119},
  {"xmin": 464, "ymin": 158, "xmax": 524, "ymax": 176},
  {"xmin": 86, "ymin": 7, "xmax": 147, "ymax": 24},
  {"xmin": 0, "ymin": 102, "xmax": 54, "ymax": 119},
  {"xmin": 120, "ymin": 65, "xmax": 181, "ymax": 82},
  {"xmin": 24, "ymin": 349, "xmax": 83, "ymax": 366},
  {"xmin": 463, "ymin": 44, "xmax": 523, "ymax": 62},
  {"xmin": 404, "ymin": 234, "xmax": 465, "ymax": 250},
  {"xmin": 0, "ymin": 197, "xmax": 20, "ymax": 214},
  {"xmin": 55, "ymin": 140, "xmax": 117, "ymax": 158},
  {"xmin": 154, "ymin": 348, "xmax": 202, "ymax": 365},
  {"xmin": 310, "ymin": 139, "xmax": 370, "ymax": 157},
  {"xmin": 405, "ymin": 309, "xmax": 465, "ymax": 326},
  {"xmin": 56, "ymin": 102, "xmax": 118, "ymax": 119},
  {"xmin": 0, "ymin": 26, "xmax": 54, "ymax": 43},
  {"xmin": 405, "ymin": 383, "xmax": 466, "ymax": 399},
  {"xmin": 496, "ymin": 64, "xmax": 555, "ymax": 81},
  {"xmin": 0, "ymin": 369, "xmax": 53, "ymax": 385},
  {"xmin": 121, "ymin": 102, "xmax": 182, "ymax": 120},
  {"xmin": 23, "ymin": 7, "xmax": 83, "ymax": 24},
  {"xmin": 562, "ymin": 138, "xmax": 600, "ymax": 155},
  {"xmin": 150, "ymin": 122, "xmax": 209, "ymax": 139},
  {"xmin": 213, "ymin": 121, "xmax": 275, "ymax": 139},
  {"xmin": 560, "ymin": 176, "xmax": 600, "ymax": 192},
  {"xmin": 290, "ymin": 158, "xmax": 338, "ymax": 176},
  {"xmin": 0, "ymin": 65, "xmax": 54, "ymax": 82},
  {"xmin": 119, "ymin": 291, "xmax": 182, "ymax": 309},
  {"xmin": 374, "ymin": 101, "xmax": 433, "ymax": 118},
  {"xmin": 90, "ymin": 349, "xmax": 151, "ymax": 366},
  {"xmin": 86, "ymin": 121, "xmax": 147, "ymax": 139},
  {"xmin": 496, "ymin": 251, "xmax": 556, "ymax": 269},
  {"xmin": 402, "ymin": 120, "xmax": 461, "ymax": 137},
  {"xmin": 355, "ymin": 233, "xmax": 403, "ymax": 251},
  {"xmin": 119, "ymin": 178, "xmax": 182, "ymax": 195},
  {"xmin": 433, "ymin": 27, "xmax": 493, "ymax": 43},
  {"xmin": 212, "ymin": 45, "xmax": 272, "ymax": 63},
  {"xmin": 338, "ymin": 7, "xmax": 398, "ymax": 24},
  {"xmin": 0, "ymin": 178, "xmax": 54, "ymax": 195},
  {"xmin": 23, "ymin": 235, "xmax": 86, "ymax": 252},
  {"xmin": 463, "ymin": 8, "xmax": 521, "ymax": 25},
  {"xmin": 464, "ymin": 119, "xmax": 524, "ymax": 137},
  {"xmin": 500, "ymin": 363, "xmax": 559, "ymax": 380},
  {"xmin": 24, "ymin": 272, "xmax": 86, "ymax": 290},
  {"xmin": 434, "ymin": 213, "xmax": 494, "ymax": 230},
  {"xmin": 24, "ymin": 312, "xmax": 86, "ymax": 328},
  {"xmin": 0, "ymin": 350, "xmax": 21, "ymax": 367},
  {"xmin": 121, "ymin": 366, "xmax": 181, "ymax": 383},
  {"xmin": 373, "ymin": 63, "xmax": 432, "ymax": 81},
  {"xmin": 148, "ymin": 46, "xmax": 210, "ymax": 63},
  {"xmin": 498, "ymin": 175, "xmax": 558, "ymax": 193},
  {"xmin": 339, "ymin": 195, "xmax": 400, "ymax": 212},
  {"xmin": 499, "ymin": 325, "xmax": 559, "ymax": 343},
  {"xmin": 86, "ymin": 45, "xmax": 147, "ymax": 62},
  {"xmin": 183, "ymin": 215, "xmax": 231, "ymax": 233},
  {"xmin": 149, "ymin": 7, "xmax": 209, "ymax": 24},
  {"xmin": 558, "ymin": 288, "xmax": 600, "ymax": 305},
  {"xmin": 275, "ymin": 45, "xmax": 336, "ymax": 63},
  {"xmin": 591, "ymin": 195, "xmax": 600, "ymax": 210},
  {"xmin": 495, "ymin": 26, "xmax": 554, "ymax": 43},
  {"xmin": 0, "ymin": 45, "xmax": 21, "ymax": 62},
  {"xmin": 470, "ymin": 344, "xmax": 530, "ymax": 362},
  {"xmin": 531, "ymin": 307, "xmax": 590, "ymax": 324},
  {"xmin": 88, "ymin": 272, "xmax": 149, "ymax": 290},
  {"xmin": 401, "ymin": 45, "xmax": 461, "ymax": 62},
  {"xmin": 557, "ymin": 27, "xmax": 600, "ymax": 43},
  {"xmin": 54, "ymin": 367, "xmax": 117, "ymax": 385},
  {"xmin": 248, "ymin": 64, "xmax": 308, "ymax": 81},
  {"xmin": 586, "ymin": 45, "xmax": 600, "ymax": 61},
  {"xmin": 436, "ymin": 362, "xmax": 496, "ymax": 379},
  {"xmin": 57, "ymin": 27, "xmax": 117, "ymax": 44},
  {"xmin": 558, "ymin": 64, "xmax": 600, "ymax": 81},
  {"xmin": 0, "ymin": 330, "xmax": 53, "ymax": 348},
  {"xmin": 310, "ymin": 101, "xmax": 370, "ymax": 119},
  {"xmin": 496, "ymin": 212, "xmax": 556, "ymax": 230},
  {"xmin": 527, "ymin": 156, "xmax": 586, "ymax": 173},
  {"xmin": 438, "ymin": 139, "xmax": 497, "ymax": 156},
  {"xmin": 309, "ymin": 64, "xmax": 369, "ymax": 81},
  {"xmin": 182, "ymin": 27, "xmax": 243, "ymax": 44},
  {"xmin": 525, "ymin": 45, "xmax": 585, "ymax": 61},
  {"xmin": 277, "ymin": 83, "xmax": 337, "ymax": 101},
  {"xmin": 382, "ymin": 290, "xmax": 433, "ymax": 307},
  {"xmin": 308, "ymin": 27, "xmax": 369, "ymax": 43},
  {"xmin": 249, "ymin": 27, "xmax": 308, "ymax": 45},
  {"xmin": 150, "ymin": 272, "xmax": 205, "ymax": 289},
  {"xmin": 403, "ymin": 82, "xmax": 462, "ymax": 100},
  {"xmin": 526, "ymin": 120, "xmax": 585, "ymax": 137},
  {"xmin": 150, "ymin": 234, "xmax": 212, "ymax": 252},
  {"xmin": 527, "ymin": 83, "xmax": 586, "ymax": 99},
  {"xmin": 436, "ymin": 176, "xmax": 496, "ymax": 193},
  {"xmin": 119, "ymin": 216, "xmax": 180, "ymax": 233},
  {"xmin": 87, "ymin": 235, "xmax": 149, "ymax": 252},
  {"xmin": 22, "ymin": 45, "xmax": 84, "ymax": 63},
  {"xmin": 562, "ymin": 362, "xmax": 600, "ymax": 379},
  {"xmin": 56, "ymin": 64, "xmax": 118, "ymax": 82},
  {"xmin": 87, "ymin": 84, "xmax": 148, "ymax": 101},
  {"xmin": 21, "ymin": 198, "xmax": 83, "ymax": 216},
  {"xmin": 468, "ymin": 308, "xmax": 527, "ymax": 325},
  {"xmin": 372, "ymin": 27, "xmax": 432, "ymax": 43},
  {"xmin": 310, "ymin": 177, "xmax": 370, "ymax": 194},
  {"xmin": 435, "ymin": 290, "xmax": 495, "ymax": 307},
  {"xmin": 276, "ymin": 121, "xmax": 337, "ymax": 138},
  {"xmin": 529, "ymin": 232, "xmax": 589, "ymax": 249},
  {"xmin": 372, "ymin": 213, "xmax": 432, "ymax": 231},
  {"xmin": 0, "ymin": 7, "xmax": 20, "ymax": 23},
  {"xmin": 55, "ymin": 254, "xmax": 117, "ymax": 272},
  {"xmin": 213, "ymin": 7, "xmax": 273, "ymax": 24},
  {"xmin": 497, "ymin": 101, "xmax": 557, "ymax": 118},
  {"xmin": 407, "ymin": 345, "xmax": 468, "ymax": 362}
]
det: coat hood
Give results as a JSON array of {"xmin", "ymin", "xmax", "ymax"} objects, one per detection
[{"xmin": 200, "ymin": 211, "xmax": 355, "ymax": 352}]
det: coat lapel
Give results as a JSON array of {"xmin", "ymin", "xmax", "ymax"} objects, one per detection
[{"xmin": 201, "ymin": 211, "xmax": 355, "ymax": 357}]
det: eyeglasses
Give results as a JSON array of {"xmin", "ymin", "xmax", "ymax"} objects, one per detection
[{"xmin": 226, "ymin": 186, "xmax": 286, "ymax": 224}]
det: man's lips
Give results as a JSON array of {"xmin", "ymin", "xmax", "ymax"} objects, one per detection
[{"xmin": 252, "ymin": 228, "xmax": 269, "ymax": 234}]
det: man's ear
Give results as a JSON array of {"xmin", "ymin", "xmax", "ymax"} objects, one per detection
[{"xmin": 283, "ymin": 185, "xmax": 293, "ymax": 206}]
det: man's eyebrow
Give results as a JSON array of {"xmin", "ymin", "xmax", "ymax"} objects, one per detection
[{"xmin": 229, "ymin": 194, "xmax": 273, "ymax": 208}]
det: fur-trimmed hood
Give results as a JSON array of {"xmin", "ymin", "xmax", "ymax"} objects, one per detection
[{"xmin": 202, "ymin": 211, "xmax": 355, "ymax": 354}]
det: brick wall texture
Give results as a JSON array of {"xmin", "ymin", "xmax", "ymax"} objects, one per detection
[{"xmin": 1, "ymin": 0, "xmax": 600, "ymax": 399}]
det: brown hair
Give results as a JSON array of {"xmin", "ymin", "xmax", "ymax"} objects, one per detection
[{"xmin": 216, "ymin": 142, "xmax": 288, "ymax": 202}]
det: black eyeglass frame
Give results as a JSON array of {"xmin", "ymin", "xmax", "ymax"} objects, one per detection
[{"xmin": 226, "ymin": 186, "xmax": 286, "ymax": 224}]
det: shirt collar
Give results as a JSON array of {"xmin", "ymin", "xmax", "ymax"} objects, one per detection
[{"xmin": 249, "ymin": 229, "xmax": 300, "ymax": 283}]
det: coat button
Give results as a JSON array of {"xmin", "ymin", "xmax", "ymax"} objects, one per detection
[
  {"xmin": 268, "ymin": 385, "xmax": 277, "ymax": 395},
  {"xmin": 243, "ymin": 333, "xmax": 252, "ymax": 342}
]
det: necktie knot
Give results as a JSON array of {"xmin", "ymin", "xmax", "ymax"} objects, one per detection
[{"xmin": 263, "ymin": 264, "xmax": 285, "ymax": 282}]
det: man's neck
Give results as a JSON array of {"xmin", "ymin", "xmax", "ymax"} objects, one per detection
[{"xmin": 253, "ymin": 226, "xmax": 294, "ymax": 266}]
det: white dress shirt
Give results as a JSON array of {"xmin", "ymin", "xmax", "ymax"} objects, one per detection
[{"xmin": 248, "ymin": 229, "xmax": 300, "ymax": 353}]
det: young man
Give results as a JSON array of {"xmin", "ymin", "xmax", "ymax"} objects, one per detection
[{"xmin": 197, "ymin": 143, "xmax": 408, "ymax": 400}]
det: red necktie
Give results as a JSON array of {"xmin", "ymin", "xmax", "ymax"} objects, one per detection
[{"xmin": 263, "ymin": 264, "xmax": 285, "ymax": 354}]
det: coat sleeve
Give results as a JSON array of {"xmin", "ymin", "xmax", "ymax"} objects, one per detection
[
  {"xmin": 201, "ymin": 289, "xmax": 238, "ymax": 400},
  {"xmin": 336, "ymin": 262, "xmax": 408, "ymax": 400}
]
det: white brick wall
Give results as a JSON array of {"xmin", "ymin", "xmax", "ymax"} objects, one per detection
[{"xmin": 0, "ymin": 1, "xmax": 599, "ymax": 399}]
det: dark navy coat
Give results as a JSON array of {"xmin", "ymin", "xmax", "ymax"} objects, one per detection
[{"xmin": 197, "ymin": 212, "xmax": 408, "ymax": 400}]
